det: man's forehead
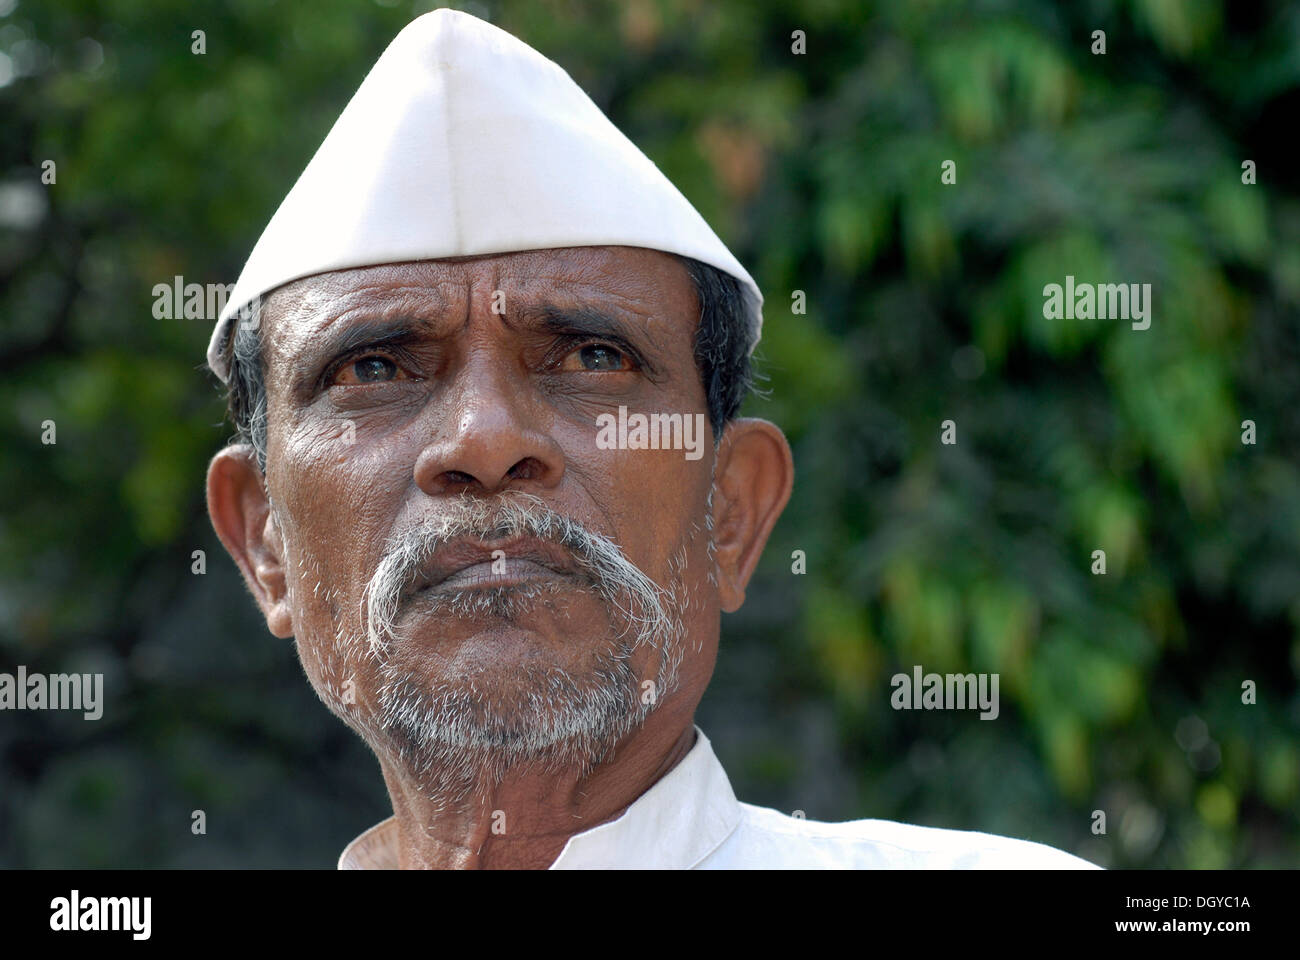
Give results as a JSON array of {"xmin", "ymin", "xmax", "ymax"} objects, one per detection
[
  {"xmin": 258, "ymin": 246, "xmax": 696, "ymax": 366},
  {"xmin": 287, "ymin": 246, "xmax": 680, "ymax": 293}
]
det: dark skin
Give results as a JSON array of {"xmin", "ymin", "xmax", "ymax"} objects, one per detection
[{"xmin": 207, "ymin": 246, "xmax": 793, "ymax": 868}]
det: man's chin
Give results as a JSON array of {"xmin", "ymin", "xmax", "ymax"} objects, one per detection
[{"xmin": 359, "ymin": 658, "xmax": 650, "ymax": 789}]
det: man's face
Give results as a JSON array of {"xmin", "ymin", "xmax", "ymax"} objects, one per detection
[{"xmin": 246, "ymin": 246, "xmax": 722, "ymax": 791}]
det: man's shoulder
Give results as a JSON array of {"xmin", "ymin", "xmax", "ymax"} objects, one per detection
[{"xmin": 701, "ymin": 801, "xmax": 1101, "ymax": 869}]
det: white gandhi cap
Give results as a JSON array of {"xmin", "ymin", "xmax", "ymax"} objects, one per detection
[{"xmin": 207, "ymin": 7, "xmax": 763, "ymax": 383}]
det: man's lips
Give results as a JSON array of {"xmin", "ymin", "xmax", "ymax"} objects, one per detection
[{"xmin": 404, "ymin": 535, "xmax": 581, "ymax": 597}]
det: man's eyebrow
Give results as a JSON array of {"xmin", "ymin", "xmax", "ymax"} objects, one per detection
[
  {"xmin": 287, "ymin": 299, "xmax": 671, "ymax": 389},
  {"xmin": 316, "ymin": 317, "xmax": 427, "ymax": 359},
  {"xmin": 286, "ymin": 315, "xmax": 432, "ymax": 393},
  {"xmin": 525, "ymin": 303, "xmax": 665, "ymax": 376}
]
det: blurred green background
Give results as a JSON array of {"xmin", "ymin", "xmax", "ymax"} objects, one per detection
[{"xmin": 2, "ymin": 0, "xmax": 1298, "ymax": 868}]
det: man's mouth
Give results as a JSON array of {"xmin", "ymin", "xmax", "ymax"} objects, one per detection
[{"xmin": 404, "ymin": 535, "xmax": 583, "ymax": 598}]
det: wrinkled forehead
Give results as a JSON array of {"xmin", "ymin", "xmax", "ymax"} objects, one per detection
[{"xmin": 255, "ymin": 246, "xmax": 697, "ymax": 380}]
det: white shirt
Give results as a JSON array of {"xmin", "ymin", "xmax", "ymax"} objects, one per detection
[{"xmin": 338, "ymin": 725, "xmax": 1101, "ymax": 869}]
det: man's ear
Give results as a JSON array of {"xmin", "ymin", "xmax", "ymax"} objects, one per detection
[
  {"xmin": 207, "ymin": 445, "xmax": 294, "ymax": 638},
  {"xmin": 710, "ymin": 418, "xmax": 794, "ymax": 613}
]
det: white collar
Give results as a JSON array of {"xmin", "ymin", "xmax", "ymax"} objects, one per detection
[{"xmin": 338, "ymin": 724, "xmax": 741, "ymax": 869}]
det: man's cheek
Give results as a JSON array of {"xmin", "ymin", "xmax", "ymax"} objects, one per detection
[
  {"xmin": 295, "ymin": 620, "xmax": 376, "ymax": 717},
  {"xmin": 608, "ymin": 463, "xmax": 700, "ymax": 574},
  {"xmin": 287, "ymin": 567, "xmax": 353, "ymax": 665}
]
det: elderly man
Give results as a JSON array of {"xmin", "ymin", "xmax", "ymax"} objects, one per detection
[{"xmin": 205, "ymin": 8, "xmax": 1096, "ymax": 869}]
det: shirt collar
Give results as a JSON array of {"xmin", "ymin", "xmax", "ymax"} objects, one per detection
[{"xmin": 337, "ymin": 724, "xmax": 740, "ymax": 869}]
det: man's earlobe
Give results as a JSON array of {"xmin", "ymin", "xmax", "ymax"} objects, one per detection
[
  {"xmin": 710, "ymin": 418, "xmax": 794, "ymax": 613},
  {"xmin": 206, "ymin": 446, "xmax": 294, "ymax": 638}
]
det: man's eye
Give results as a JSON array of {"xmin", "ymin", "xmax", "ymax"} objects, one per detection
[
  {"xmin": 332, "ymin": 355, "xmax": 401, "ymax": 385},
  {"xmin": 562, "ymin": 343, "xmax": 632, "ymax": 372}
]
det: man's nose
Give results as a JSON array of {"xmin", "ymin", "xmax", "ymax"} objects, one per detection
[{"xmin": 412, "ymin": 352, "xmax": 565, "ymax": 496}]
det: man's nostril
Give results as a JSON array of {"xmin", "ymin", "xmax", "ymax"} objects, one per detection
[{"xmin": 506, "ymin": 457, "xmax": 546, "ymax": 482}]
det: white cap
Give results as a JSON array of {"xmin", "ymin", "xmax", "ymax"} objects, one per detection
[{"xmin": 207, "ymin": 7, "xmax": 763, "ymax": 382}]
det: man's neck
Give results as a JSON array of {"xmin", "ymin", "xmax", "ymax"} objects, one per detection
[{"xmin": 376, "ymin": 719, "xmax": 698, "ymax": 869}]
